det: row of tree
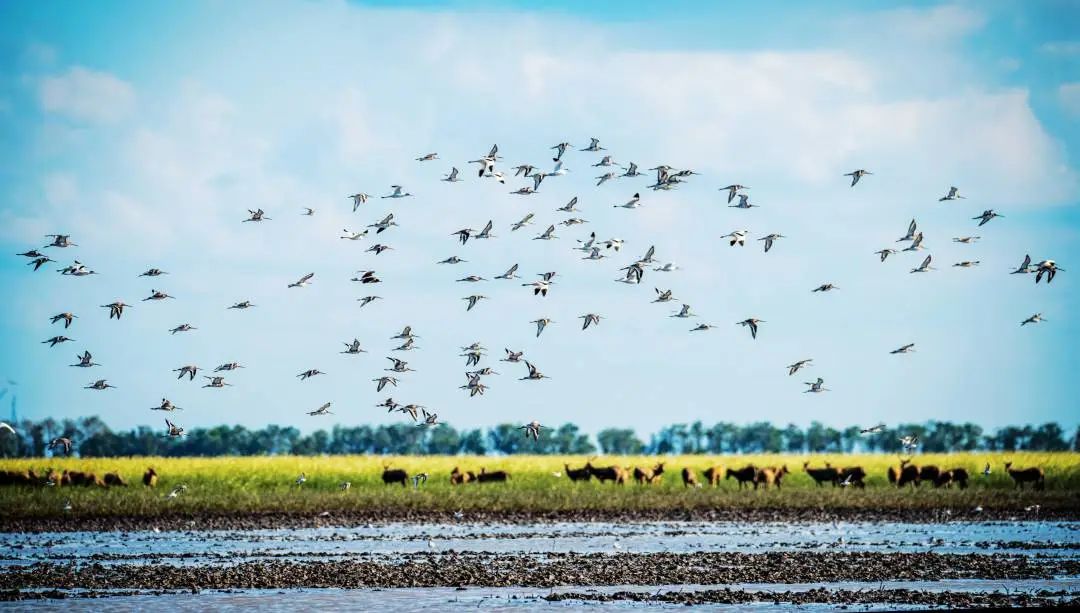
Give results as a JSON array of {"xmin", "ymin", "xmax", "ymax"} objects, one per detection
[{"xmin": 1, "ymin": 416, "xmax": 1076, "ymax": 458}]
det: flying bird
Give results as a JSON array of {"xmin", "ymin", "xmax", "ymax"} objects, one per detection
[
  {"xmin": 891, "ymin": 343, "xmax": 916, "ymax": 354},
  {"xmin": 720, "ymin": 184, "xmax": 748, "ymax": 204},
  {"xmin": 1021, "ymin": 313, "xmax": 1045, "ymax": 326},
  {"xmin": 531, "ymin": 318, "xmax": 554, "ymax": 337},
  {"xmin": 520, "ymin": 421, "xmax": 545, "ymax": 440},
  {"xmin": 910, "ymin": 254, "xmax": 934, "ymax": 273},
  {"xmin": 737, "ymin": 318, "xmax": 764, "ymax": 339},
  {"xmin": 973, "ymin": 209, "xmax": 1003, "ymax": 226},
  {"xmin": 787, "ymin": 359, "xmax": 812, "ymax": 376},
  {"xmin": 307, "ymin": 402, "xmax": 333, "ymax": 416},
  {"xmin": 382, "ymin": 185, "xmax": 412, "ymax": 198},
  {"xmin": 803, "ymin": 377, "xmax": 829, "ymax": 393},
  {"xmin": 938, "ymin": 186, "xmax": 965, "ymax": 201},
  {"xmin": 1034, "ymin": 260, "xmax": 1063, "ymax": 284},
  {"xmin": 579, "ymin": 313, "xmax": 601, "ymax": 330},
  {"xmin": 288, "ymin": 273, "xmax": 315, "ymax": 288},
  {"xmin": 844, "ymin": 169, "xmax": 872, "ymax": 186}
]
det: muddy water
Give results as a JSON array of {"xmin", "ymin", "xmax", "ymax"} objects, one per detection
[{"xmin": 0, "ymin": 520, "xmax": 1075, "ymax": 567}]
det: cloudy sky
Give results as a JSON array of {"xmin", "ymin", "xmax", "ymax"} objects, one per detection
[{"xmin": 0, "ymin": 1, "xmax": 1077, "ymax": 437}]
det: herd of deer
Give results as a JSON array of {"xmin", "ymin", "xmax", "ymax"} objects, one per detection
[{"xmin": 0, "ymin": 461, "xmax": 1048, "ymax": 491}]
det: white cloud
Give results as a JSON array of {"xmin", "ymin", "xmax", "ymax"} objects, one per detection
[
  {"xmin": 38, "ymin": 66, "xmax": 135, "ymax": 123},
  {"xmin": 1039, "ymin": 41, "xmax": 1080, "ymax": 56},
  {"xmin": 1059, "ymin": 82, "xmax": 1080, "ymax": 117}
]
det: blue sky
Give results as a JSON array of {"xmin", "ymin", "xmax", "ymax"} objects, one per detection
[{"xmin": 0, "ymin": 0, "xmax": 1077, "ymax": 437}]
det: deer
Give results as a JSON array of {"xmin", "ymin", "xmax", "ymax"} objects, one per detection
[
  {"xmin": 633, "ymin": 462, "xmax": 665, "ymax": 485},
  {"xmin": 450, "ymin": 466, "xmax": 475, "ymax": 485},
  {"xmin": 702, "ymin": 466, "xmax": 723, "ymax": 487},
  {"xmin": 681, "ymin": 467, "xmax": 699, "ymax": 488},
  {"xmin": 1005, "ymin": 462, "xmax": 1045, "ymax": 490},
  {"xmin": 477, "ymin": 467, "xmax": 509, "ymax": 483},
  {"xmin": 564, "ymin": 461, "xmax": 592, "ymax": 482},
  {"xmin": 381, "ymin": 463, "xmax": 408, "ymax": 487},
  {"xmin": 918, "ymin": 465, "xmax": 941, "ymax": 487},
  {"xmin": 803, "ymin": 461, "xmax": 840, "ymax": 487},
  {"xmin": 895, "ymin": 458, "xmax": 920, "ymax": 488},
  {"xmin": 726, "ymin": 465, "xmax": 757, "ymax": 489},
  {"xmin": 589, "ymin": 464, "xmax": 629, "ymax": 485},
  {"xmin": 103, "ymin": 472, "xmax": 127, "ymax": 487},
  {"xmin": 143, "ymin": 468, "xmax": 158, "ymax": 488},
  {"xmin": 754, "ymin": 465, "xmax": 790, "ymax": 490}
]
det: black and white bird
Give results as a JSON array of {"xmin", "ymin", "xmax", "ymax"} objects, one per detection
[
  {"xmin": 463, "ymin": 295, "xmax": 487, "ymax": 311},
  {"xmin": 787, "ymin": 359, "xmax": 812, "ymax": 376},
  {"xmin": 1010, "ymin": 254, "xmax": 1034, "ymax": 275},
  {"xmin": 44, "ymin": 234, "xmax": 77, "ymax": 248},
  {"xmin": 382, "ymin": 185, "xmax": 412, "ymax": 198},
  {"xmin": 875, "ymin": 248, "xmax": 898, "ymax": 262},
  {"xmin": 720, "ymin": 184, "xmax": 749, "ymax": 204},
  {"xmin": 531, "ymin": 318, "xmax": 554, "ymax": 337},
  {"xmin": 520, "ymin": 360, "xmax": 548, "ymax": 380},
  {"xmin": 938, "ymin": 186, "xmax": 965, "ymax": 201},
  {"xmin": 671, "ymin": 304, "xmax": 694, "ymax": 318},
  {"xmin": 1021, "ymin": 313, "xmax": 1045, "ymax": 326},
  {"xmin": 85, "ymin": 379, "xmax": 115, "ymax": 390},
  {"xmin": 367, "ymin": 244, "xmax": 392, "ymax": 255},
  {"xmin": 373, "ymin": 376, "xmax": 398, "ymax": 392},
  {"xmin": 170, "ymin": 324, "xmax": 196, "ymax": 334},
  {"xmin": 551, "ymin": 142, "xmax": 571, "ymax": 161},
  {"xmin": 953, "ymin": 236, "xmax": 980, "ymax": 244},
  {"xmin": 511, "ymin": 213, "xmax": 534, "ymax": 231},
  {"xmin": 243, "ymin": 208, "xmax": 270, "ymax": 222},
  {"xmin": 297, "ymin": 369, "xmax": 325, "ymax": 380},
  {"xmin": 202, "ymin": 376, "xmax": 231, "ymax": 388},
  {"xmin": 803, "ymin": 377, "xmax": 829, "ymax": 393},
  {"xmin": 368, "ymin": 213, "xmax": 398, "ymax": 233},
  {"xmin": 174, "ymin": 365, "xmax": 200, "ymax": 380},
  {"xmin": 533, "ymin": 225, "xmax": 557, "ymax": 240},
  {"xmin": 897, "ymin": 219, "xmax": 918, "ymax": 242},
  {"xmin": 385, "ymin": 357, "xmax": 414, "ymax": 373},
  {"xmin": 579, "ymin": 313, "xmax": 601, "ymax": 330},
  {"xmin": 442, "ymin": 167, "xmax": 462, "ymax": 182},
  {"xmin": 860, "ymin": 424, "xmax": 885, "ymax": 435},
  {"xmin": 557, "ymin": 196, "xmax": 580, "ymax": 213},
  {"xmin": 152, "ymin": 398, "xmax": 181, "ymax": 412},
  {"xmin": 228, "ymin": 300, "xmax": 255, "ymax": 310},
  {"xmin": 495, "ymin": 264, "xmax": 520, "ymax": 280},
  {"xmin": 812, "ymin": 283, "xmax": 839, "ymax": 293},
  {"xmin": 70, "ymin": 350, "xmax": 98, "ymax": 368},
  {"xmin": 416, "ymin": 152, "xmax": 438, "ymax": 162},
  {"xmin": 50, "ymin": 312, "xmax": 77, "ymax": 328},
  {"xmin": 1034, "ymin": 260, "xmax": 1063, "ymax": 284},
  {"xmin": 973, "ymin": 209, "xmax": 1003, "ymax": 226},
  {"xmin": 910, "ymin": 254, "xmax": 934, "ymax": 273},
  {"xmin": 502, "ymin": 349, "xmax": 524, "ymax": 363},
  {"xmin": 347, "ymin": 193, "xmax": 371, "ymax": 211},
  {"xmin": 288, "ymin": 273, "xmax": 315, "ymax": 288},
  {"xmin": 520, "ymin": 420, "xmax": 545, "ymax": 440},
  {"xmin": 101, "ymin": 301, "xmax": 131, "ymax": 320},
  {"xmin": 759, "ymin": 233, "xmax": 783, "ymax": 253},
  {"xmin": 722, "ymin": 230, "xmax": 748, "ymax": 247},
  {"xmin": 342, "ymin": 339, "xmax": 366, "ymax": 354},
  {"xmin": 613, "ymin": 192, "xmax": 642, "ymax": 209},
  {"xmin": 891, "ymin": 343, "xmax": 915, "ymax": 355},
  {"xmin": 307, "ymin": 402, "xmax": 333, "ymax": 416},
  {"xmin": 730, "ymin": 194, "xmax": 757, "ymax": 209},
  {"xmin": 738, "ymin": 318, "xmax": 764, "ymax": 339},
  {"xmin": 43, "ymin": 335, "xmax": 75, "ymax": 347},
  {"xmin": 844, "ymin": 169, "xmax": 872, "ymax": 187},
  {"xmin": 357, "ymin": 295, "xmax": 381, "ymax": 308}
]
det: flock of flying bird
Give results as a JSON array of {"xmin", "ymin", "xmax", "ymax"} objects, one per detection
[{"xmin": 15, "ymin": 136, "xmax": 1065, "ymax": 453}]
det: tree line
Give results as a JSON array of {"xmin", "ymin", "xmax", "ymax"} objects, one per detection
[{"xmin": 0, "ymin": 416, "xmax": 1076, "ymax": 458}]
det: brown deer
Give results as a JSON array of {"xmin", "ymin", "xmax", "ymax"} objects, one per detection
[
  {"xmin": 589, "ymin": 464, "xmax": 629, "ymax": 485},
  {"xmin": 681, "ymin": 467, "xmax": 699, "ymax": 488},
  {"xmin": 754, "ymin": 465, "xmax": 790, "ymax": 490},
  {"xmin": 949, "ymin": 467, "xmax": 969, "ymax": 489},
  {"xmin": 477, "ymin": 467, "xmax": 509, "ymax": 483},
  {"xmin": 702, "ymin": 466, "xmax": 722, "ymax": 487},
  {"xmin": 1005, "ymin": 462, "xmax": 1045, "ymax": 490},
  {"xmin": 918, "ymin": 465, "xmax": 940, "ymax": 487},
  {"xmin": 449, "ymin": 466, "xmax": 475, "ymax": 485},
  {"xmin": 839, "ymin": 466, "xmax": 867, "ymax": 489},
  {"xmin": 633, "ymin": 462, "xmax": 665, "ymax": 485},
  {"xmin": 381, "ymin": 464, "xmax": 408, "ymax": 487},
  {"xmin": 143, "ymin": 468, "xmax": 158, "ymax": 488},
  {"xmin": 564, "ymin": 462, "xmax": 592, "ymax": 482},
  {"xmin": 103, "ymin": 472, "xmax": 127, "ymax": 487},
  {"xmin": 803, "ymin": 461, "xmax": 840, "ymax": 487},
  {"xmin": 65, "ymin": 470, "xmax": 105, "ymax": 487},
  {"xmin": 726, "ymin": 465, "xmax": 757, "ymax": 489},
  {"xmin": 896, "ymin": 458, "xmax": 920, "ymax": 488}
]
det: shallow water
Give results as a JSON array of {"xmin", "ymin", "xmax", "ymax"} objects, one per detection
[
  {"xmin": 8, "ymin": 580, "xmax": 1080, "ymax": 612},
  {"xmin": 0, "ymin": 520, "xmax": 1075, "ymax": 567}
]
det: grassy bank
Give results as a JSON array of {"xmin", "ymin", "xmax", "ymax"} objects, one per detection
[{"xmin": 1, "ymin": 452, "xmax": 1077, "ymax": 521}]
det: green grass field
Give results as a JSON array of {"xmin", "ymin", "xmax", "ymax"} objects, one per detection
[{"xmin": 1, "ymin": 453, "xmax": 1077, "ymax": 520}]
